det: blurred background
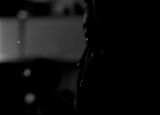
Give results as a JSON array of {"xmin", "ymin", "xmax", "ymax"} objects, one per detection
[
  {"xmin": 0, "ymin": 0, "xmax": 86, "ymax": 62},
  {"xmin": 0, "ymin": 0, "xmax": 86, "ymax": 114}
]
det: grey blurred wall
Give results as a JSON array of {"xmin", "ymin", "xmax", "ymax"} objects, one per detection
[{"xmin": 0, "ymin": 16, "xmax": 85, "ymax": 62}]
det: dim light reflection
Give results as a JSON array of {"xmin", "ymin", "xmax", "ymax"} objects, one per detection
[
  {"xmin": 24, "ymin": 93, "xmax": 36, "ymax": 104},
  {"xmin": 24, "ymin": 68, "xmax": 32, "ymax": 77}
]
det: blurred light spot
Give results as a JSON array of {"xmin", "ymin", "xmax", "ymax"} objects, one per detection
[
  {"xmin": 17, "ymin": 10, "xmax": 28, "ymax": 20},
  {"xmin": 17, "ymin": 40, "xmax": 21, "ymax": 44},
  {"xmin": 24, "ymin": 93, "xmax": 35, "ymax": 104},
  {"xmin": 23, "ymin": 68, "xmax": 31, "ymax": 77},
  {"xmin": 91, "ymin": 52, "xmax": 94, "ymax": 58}
]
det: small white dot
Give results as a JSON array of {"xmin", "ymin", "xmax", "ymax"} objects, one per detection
[
  {"xmin": 24, "ymin": 68, "xmax": 31, "ymax": 77},
  {"xmin": 24, "ymin": 93, "xmax": 35, "ymax": 104}
]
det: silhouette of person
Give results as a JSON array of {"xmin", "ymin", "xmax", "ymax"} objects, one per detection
[{"xmin": 77, "ymin": 0, "xmax": 156, "ymax": 114}]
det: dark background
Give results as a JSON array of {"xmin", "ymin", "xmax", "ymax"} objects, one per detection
[{"xmin": 0, "ymin": 0, "xmax": 85, "ymax": 114}]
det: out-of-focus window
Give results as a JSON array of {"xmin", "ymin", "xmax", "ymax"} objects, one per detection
[{"xmin": 0, "ymin": 0, "xmax": 86, "ymax": 62}]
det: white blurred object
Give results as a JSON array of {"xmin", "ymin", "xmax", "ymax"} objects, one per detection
[
  {"xmin": 0, "ymin": 17, "xmax": 85, "ymax": 62},
  {"xmin": 23, "ymin": 68, "xmax": 32, "ymax": 77},
  {"xmin": 25, "ymin": 17, "xmax": 85, "ymax": 61},
  {"xmin": 24, "ymin": 93, "xmax": 36, "ymax": 104},
  {"xmin": 0, "ymin": 19, "xmax": 19, "ymax": 61},
  {"xmin": 17, "ymin": 10, "xmax": 29, "ymax": 20}
]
